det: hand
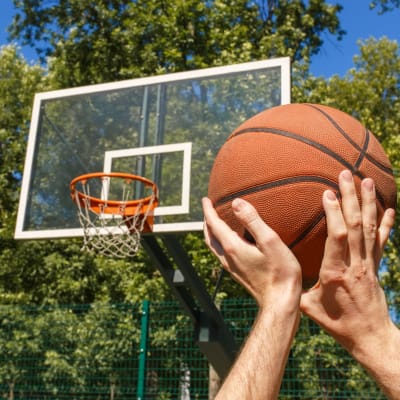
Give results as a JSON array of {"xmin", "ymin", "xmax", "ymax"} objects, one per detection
[
  {"xmin": 202, "ymin": 197, "xmax": 302, "ymax": 310},
  {"xmin": 203, "ymin": 197, "xmax": 303, "ymax": 400},
  {"xmin": 300, "ymin": 170, "xmax": 396, "ymax": 353}
]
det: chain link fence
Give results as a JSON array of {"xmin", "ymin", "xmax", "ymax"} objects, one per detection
[{"xmin": 0, "ymin": 299, "xmax": 386, "ymax": 399}]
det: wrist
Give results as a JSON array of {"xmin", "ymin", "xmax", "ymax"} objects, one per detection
[
  {"xmin": 348, "ymin": 319, "xmax": 400, "ymax": 367},
  {"xmin": 346, "ymin": 321, "xmax": 400, "ymax": 399},
  {"xmin": 258, "ymin": 279, "xmax": 302, "ymax": 316},
  {"xmin": 258, "ymin": 294, "xmax": 301, "ymax": 330}
]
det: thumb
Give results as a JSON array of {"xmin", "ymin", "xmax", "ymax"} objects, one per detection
[{"xmin": 300, "ymin": 288, "xmax": 322, "ymax": 318}]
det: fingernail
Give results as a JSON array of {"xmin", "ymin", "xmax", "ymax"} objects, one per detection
[
  {"xmin": 341, "ymin": 170, "xmax": 353, "ymax": 182},
  {"xmin": 232, "ymin": 198, "xmax": 246, "ymax": 211},
  {"xmin": 363, "ymin": 178, "xmax": 374, "ymax": 192},
  {"xmin": 386, "ymin": 208, "xmax": 396, "ymax": 218},
  {"xmin": 324, "ymin": 190, "xmax": 337, "ymax": 201}
]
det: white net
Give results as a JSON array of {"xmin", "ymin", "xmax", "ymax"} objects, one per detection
[{"xmin": 71, "ymin": 173, "xmax": 158, "ymax": 258}]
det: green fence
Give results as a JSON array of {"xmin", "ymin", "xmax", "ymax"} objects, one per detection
[{"xmin": 0, "ymin": 299, "xmax": 386, "ymax": 399}]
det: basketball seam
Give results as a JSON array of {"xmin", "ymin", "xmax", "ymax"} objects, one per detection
[
  {"xmin": 214, "ymin": 176, "xmax": 338, "ymax": 257},
  {"xmin": 306, "ymin": 104, "xmax": 366, "ymax": 156},
  {"xmin": 354, "ymin": 128, "xmax": 369, "ymax": 170},
  {"xmin": 289, "ymin": 209, "xmax": 325, "ymax": 250},
  {"xmin": 230, "ymin": 127, "xmax": 386, "ymax": 207},
  {"xmin": 231, "ymin": 126, "xmax": 364, "ymax": 176},
  {"xmin": 306, "ymin": 104, "xmax": 393, "ymax": 175},
  {"xmin": 214, "ymin": 176, "xmax": 339, "ymax": 207}
]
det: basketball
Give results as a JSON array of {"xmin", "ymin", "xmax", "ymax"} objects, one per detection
[{"xmin": 208, "ymin": 103, "xmax": 397, "ymax": 288}]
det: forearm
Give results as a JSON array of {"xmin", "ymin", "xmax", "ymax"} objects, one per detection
[
  {"xmin": 216, "ymin": 306, "xmax": 300, "ymax": 400},
  {"xmin": 348, "ymin": 321, "xmax": 400, "ymax": 399}
]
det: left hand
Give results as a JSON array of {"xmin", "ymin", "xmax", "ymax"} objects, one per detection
[
  {"xmin": 202, "ymin": 197, "xmax": 302, "ymax": 310},
  {"xmin": 300, "ymin": 170, "xmax": 396, "ymax": 352}
]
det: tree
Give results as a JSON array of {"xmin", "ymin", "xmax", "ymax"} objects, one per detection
[
  {"xmin": 0, "ymin": 306, "xmax": 41, "ymax": 399},
  {"xmin": 370, "ymin": 0, "xmax": 400, "ymax": 13},
  {"xmin": 10, "ymin": 0, "xmax": 344, "ymax": 86},
  {"xmin": 0, "ymin": 46, "xmax": 44, "ymax": 236},
  {"xmin": 0, "ymin": 303, "xmax": 142, "ymax": 398}
]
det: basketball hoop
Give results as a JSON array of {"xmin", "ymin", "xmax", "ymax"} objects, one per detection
[{"xmin": 70, "ymin": 172, "xmax": 158, "ymax": 258}]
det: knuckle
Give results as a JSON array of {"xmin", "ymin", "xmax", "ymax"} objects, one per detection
[
  {"xmin": 347, "ymin": 214, "xmax": 362, "ymax": 230},
  {"xmin": 222, "ymin": 240, "xmax": 237, "ymax": 257},
  {"xmin": 239, "ymin": 207, "xmax": 259, "ymax": 226},
  {"xmin": 364, "ymin": 222, "xmax": 377, "ymax": 237},
  {"xmin": 257, "ymin": 230, "xmax": 280, "ymax": 248},
  {"xmin": 233, "ymin": 199, "xmax": 261, "ymax": 227},
  {"xmin": 319, "ymin": 266, "xmax": 346, "ymax": 285},
  {"xmin": 330, "ymin": 226, "xmax": 348, "ymax": 242}
]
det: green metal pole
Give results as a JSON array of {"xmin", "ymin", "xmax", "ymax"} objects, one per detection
[{"xmin": 137, "ymin": 300, "xmax": 150, "ymax": 400}]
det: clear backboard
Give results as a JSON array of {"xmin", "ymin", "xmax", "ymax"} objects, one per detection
[{"xmin": 15, "ymin": 57, "xmax": 290, "ymax": 239}]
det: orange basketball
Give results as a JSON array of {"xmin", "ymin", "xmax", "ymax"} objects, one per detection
[{"xmin": 208, "ymin": 103, "xmax": 397, "ymax": 288}]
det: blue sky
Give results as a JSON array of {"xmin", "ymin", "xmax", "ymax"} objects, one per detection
[{"xmin": 0, "ymin": 0, "xmax": 399, "ymax": 77}]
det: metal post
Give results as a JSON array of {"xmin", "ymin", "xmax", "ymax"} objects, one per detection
[
  {"xmin": 136, "ymin": 86, "xmax": 150, "ymax": 198},
  {"xmin": 141, "ymin": 235, "xmax": 238, "ymax": 379},
  {"xmin": 137, "ymin": 300, "xmax": 150, "ymax": 400},
  {"xmin": 152, "ymin": 84, "xmax": 167, "ymax": 186}
]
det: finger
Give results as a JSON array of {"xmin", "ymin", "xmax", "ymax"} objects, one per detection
[
  {"xmin": 377, "ymin": 208, "xmax": 396, "ymax": 255},
  {"xmin": 361, "ymin": 178, "xmax": 378, "ymax": 258},
  {"xmin": 231, "ymin": 198, "xmax": 281, "ymax": 251},
  {"xmin": 202, "ymin": 198, "xmax": 228, "ymax": 260},
  {"xmin": 338, "ymin": 170, "xmax": 363, "ymax": 258},
  {"xmin": 202, "ymin": 197, "xmax": 216, "ymax": 250},
  {"xmin": 202, "ymin": 197, "xmax": 240, "ymax": 266},
  {"xmin": 203, "ymin": 213, "xmax": 225, "ymax": 258},
  {"xmin": 202, "ymin": 197, "xmax": 234, "ymax": 244},
  {"xmin": 322, "ymin": 189, "xmax": 348, "ymax": 263}
]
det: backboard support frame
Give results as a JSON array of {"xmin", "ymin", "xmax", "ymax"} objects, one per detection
[{"xmin": 142, "ymin": 234, "xmax": 238, "ymax": 379}]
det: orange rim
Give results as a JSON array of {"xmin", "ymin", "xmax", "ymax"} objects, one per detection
[{"xmin": 70, "ymin": 172, "xmax": 159, "ymax": 215}]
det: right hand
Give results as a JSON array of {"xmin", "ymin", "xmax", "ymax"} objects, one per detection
[{"xmin": 202, "ymin": 196, "xmax": 302, "ymax": 311}]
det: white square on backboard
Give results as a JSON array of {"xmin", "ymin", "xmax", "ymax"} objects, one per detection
[{"xmin": 103, "ymin": 142, "xmax": 192, "ymax": 217}]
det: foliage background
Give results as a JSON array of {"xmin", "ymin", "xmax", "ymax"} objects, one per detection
[
  {"xmin": 0, "ymin": 299, "xmax": 389, "ymax": 399},
  {"xmin": 0, "ymin": 0, "xmax": 399, "ymax": 397}
]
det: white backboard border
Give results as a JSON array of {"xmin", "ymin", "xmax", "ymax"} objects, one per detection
[{"xmin": 15, "ymin": 57, "xmax": 291, "ymax": 239}]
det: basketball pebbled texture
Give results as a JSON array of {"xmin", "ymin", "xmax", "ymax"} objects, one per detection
[{"xmin": 208, "ymin": 103, "xmax": 397, "ymax": 289}]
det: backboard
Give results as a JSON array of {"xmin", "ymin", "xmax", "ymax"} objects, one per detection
[{"xmin": 15, "ymin": 57, "xmax": 290, "ymax": 239}]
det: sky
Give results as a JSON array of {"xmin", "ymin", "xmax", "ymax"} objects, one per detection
[{"xmin": 0, "ymin": 0, "xmax": 399, "ymax": 78}]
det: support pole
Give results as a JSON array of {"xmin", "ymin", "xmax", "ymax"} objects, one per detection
[
  {"xmin": 137, "ymin": 300, "xmax": 150, "ymax": 400},
  {"xmin": 142, "ymin": 235, "xmax": 237, "ymax": 379}
]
